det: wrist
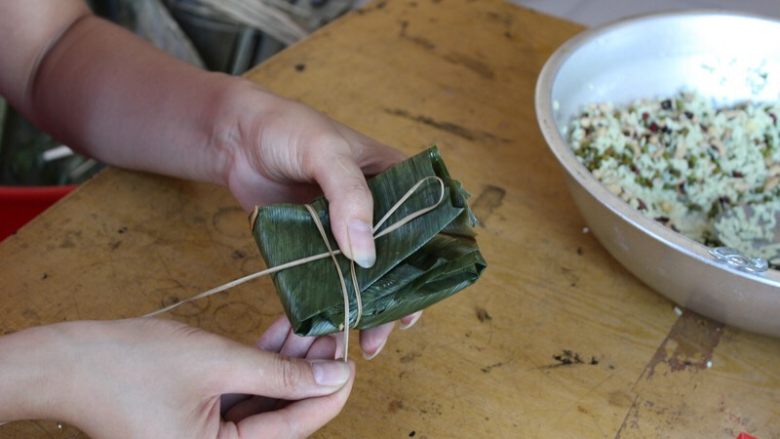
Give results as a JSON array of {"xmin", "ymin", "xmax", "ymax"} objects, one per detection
[
  {"xmin": 0, "ymin": 325, "xmax": 71, "ymax": 423},
  {"xmin": 207, "ymin": 77, "xmax": 292, "ymax": 188}
]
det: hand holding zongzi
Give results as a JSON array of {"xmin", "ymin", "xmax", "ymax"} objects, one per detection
[
  {"xmin": 253, "ymin": 147, "xmax": 487, "ymax": 338},
  {"xmin": 212, "ymin": 86, "xmax": 424, "ymax": 357},
  {"xmin": 0, "ymin": 1, "xmax": 429, "ymax": 435}
]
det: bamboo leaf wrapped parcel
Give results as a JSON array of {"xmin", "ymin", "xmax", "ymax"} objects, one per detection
[{"xmin": 251, "ymin": 147, "xmax": 487, "ymax": 336}]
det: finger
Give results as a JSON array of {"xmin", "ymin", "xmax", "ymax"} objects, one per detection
[
  {"xmin": 221, "ymin": 393, "xmax": 252, "ymax": 417},
  {"xmin": 218, "ymin": 347, "xmax": 352, "ymax": 400},
  {"xmin": 306, "ymin": 336, "xmax": 337, "ymax": 360},
  {"xmin": 224, "ymin": 395, "xmax": 278, "ymax": 422},
  {"xmin": 230, "ymin": 361, "xmax": 355, "ymax": 439},
  {"xmin": 257, "ymin": 316, "xmax": 293, "ymax": 352},
  {"xmin": 399, "ymin": 311, "xmax": 423, "ymax": 330},
  {"xmin": 279, "ymin": 332, "xmax": 318, "ymax": 359},
  {"xmin": 356, "ymin": 143, "xmax": 407, "ymax": 175},
  {"xmin": 359, "ymin": 321, "xmax": 394, "ymax": 360},
  {"xmin": 225, "ymin": 337, "xmax": 337, "ymax": 422},
  {"xmin": 308, "ymin": 143, "xmax": 376, "ymax": 268},
  {"xmin": 227, "ymin": 158, "xmax": 321, "ymax": 211},
  {"xmin": 333, "ymin": 332, "xmax": 345, "ymax": 360},
  {"xmin": 338, "ymin": 130, "xmax": 407, "ymax": 175},
  {"xmin": 223, "ymin": 316, "xmax": 295, "ymax": 418}
]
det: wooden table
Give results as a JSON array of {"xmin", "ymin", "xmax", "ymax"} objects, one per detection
[{"xmin": 2, "ymin": 1, "xmax": 779, "ymax": 437}]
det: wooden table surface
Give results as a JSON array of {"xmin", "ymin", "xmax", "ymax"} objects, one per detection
[{"xmin": 2, "ymin": 1, "xmax": 780, "ymax": 437}]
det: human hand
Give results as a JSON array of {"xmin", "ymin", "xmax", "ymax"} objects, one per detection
[
  {"xmin": 0, "ymin": 318, "xmax": 354, "ymax": 438},
  {"xmin": 214, "ymin": 81, "xmax": 423, "ymax": 358},
  {"xmin": 222, "ymin": 315, "xmax": 348, "ymax": 421}
]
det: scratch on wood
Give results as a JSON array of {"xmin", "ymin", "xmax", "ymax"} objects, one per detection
[
  {"xmin": 645, "ymin": 309, "xmax": 723, "ymax": 379},
  {"xmin": 383, "ymin": 108, "xmax": 510, "ymax": 143},
  {"xmin": 613, "ymin": 394, "xmax": 641, "ymax": 438},
  {"xmin": 613, "ymin": 309, "xmax": 724, "ymax": 438}
]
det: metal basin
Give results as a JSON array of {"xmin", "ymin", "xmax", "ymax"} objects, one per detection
[{"xmin": 535, "ymin": 11, "xmax": 780, "ymax": 337}]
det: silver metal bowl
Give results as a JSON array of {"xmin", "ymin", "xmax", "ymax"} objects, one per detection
[{"xmin": 535, "ymin": 11, "xmax": 780, "ymax": 337}]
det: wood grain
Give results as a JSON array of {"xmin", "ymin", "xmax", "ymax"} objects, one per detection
[{"xmin": 1, "ymin": 0, "xmax": 778, "ymax": 437}]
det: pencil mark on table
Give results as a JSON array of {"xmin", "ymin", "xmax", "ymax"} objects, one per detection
[
  {"xmin": 551, "ymin": 373, "xmax": 614, "ymax": 435},
  {"xmin": 388, "ymin": 399, "xmax": 405, "ymax": 413},
  {"xmin": 22, "ymin": 308, "xmax": 40, "ymax": 323},
  {"xmin": 560, "ymin": 266, "xmax": 580, "ymax": 287},
  {"xmin": 383, "ymin": 108, "xmax": 511, "ymax": 143},
  {"xmin": 400, "ymin": 351, "xmax": 422, "ymax": 363},
  {"xmin": 29, "ymin": 420, "xmax": 56, "ymax": 439},
  {"xmin": 717, "ymin": 395, "xmax": 757, "ymax": 436},
  {"xmin": 70, "ymin": 290, "xmax": 83, "ymax": 320},
  {"xmin": 240, "ymin": 256, "xmax": 267, "ymax": 275},
  {"xmin": 152, "ymin": 280, "xmax": 209, "ymax": 318},
  {"xmin": 475, "ymin": 306, "xmax": 492, "ymax": 322},
  {"xmin": 213, "ymin": 301, "xmax": 264, "ymax": 334},
  {"xmin": 398, "ymin": 21, "xmax": 496, "ymax": 81},
  {"xmin": 608, "ymin": 390, "xmax": 634, "ymax": 408},
  {"xmin": 416, "ymin": 400, "xmax": 443, "ymax": 417},
  {"xmin": 399, "ymin": 20, "xmax": 436, "ymax": 50},
  {"xmin": 539, "ymin": 350, "xmax": 599, "ymax": 369},
  {"xmin": 212, "ymin": 206, "xmax": 247, "ymax": 238},
  {"xmin": 485, "ymin": 10, "xmax": 513, "ymax": 27},
  {"xmin": 59, "ymin": 230, "xmax": 82, "ymax": 249},
  {"xmin": 472, "ymin": 185, "xmax": 506, "ymax": 226},
  {"xmin": 481, "ymin": 360, "xmax": 508, "ymax": 373},
  {"xmin": 355, "ymin": 0, "xmax": 387, "ymax": 15},
  {"xmin": 443, "ymin": 52, "xmax": 495, "ymax": 79}
]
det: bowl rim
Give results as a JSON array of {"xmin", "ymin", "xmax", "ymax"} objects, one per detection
[{"xmin": 534, "ymin": 9, "xmax": 780, "ymax": 286}]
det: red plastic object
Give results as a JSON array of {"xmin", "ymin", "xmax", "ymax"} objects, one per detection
[
  {"xmin": 737, "ymin": 433, "xmax": 758, "ymax": 439},
  {"xmin": 0, "ymin": 185, "xmax": 76, "ymax": 241}
]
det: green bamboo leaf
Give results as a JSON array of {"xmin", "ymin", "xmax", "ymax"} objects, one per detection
[{"xmin": 252, "ymin": 146, "xmax": 487, "ymax": 336}]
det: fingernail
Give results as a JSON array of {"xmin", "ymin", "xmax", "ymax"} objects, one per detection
[
  {"xmin": 347, "ymin": 219, "xmax": 376, "ymax": 268},
  {"xmin": 399, "ymin": 313, "xmax": 422, "ymax": 330},
  {"xmin": 362, "ymin": 339, "xmax": 387, "ymax": 361},
  {"xmin": 311, "ymin": 360, "xmax": 351, "ymax": 386}
]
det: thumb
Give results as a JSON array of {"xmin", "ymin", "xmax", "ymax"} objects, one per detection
[
  {"xmin": 220, "ymin": 347, "xmax": 353, "ymax": 400},
  {"xmin": 230, "ymin": 362, "xmax": 356, "ymax": 439},
  {"xmin": 309, "ymin": 144, "xmax": 376, "ymax": 268}
]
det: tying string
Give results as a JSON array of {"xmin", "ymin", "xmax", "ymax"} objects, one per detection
[
  {"xmin": 144, "ymin": 176, "xmax": 446, "ymax": 360},
  {"xmin": 304, "ymin": 203, "xmax": 356, "ymax": 356}
]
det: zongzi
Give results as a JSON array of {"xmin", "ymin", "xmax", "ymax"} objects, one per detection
[{"xmin": 251, "ymin": 146, "xmax": 486, "ymax": 336}]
